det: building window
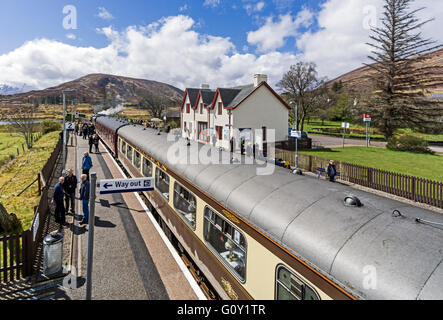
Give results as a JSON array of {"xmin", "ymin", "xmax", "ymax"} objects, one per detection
[
  {"xmin": 275, "ymin": 265, "xmax": 320, "ymax": 300},
  {"xmin": 121, "ymin": 141, "xmax": 127, "ymax": 156},
  {"xmin": 143, "ymin": 158, "xmax": 152, "ymax": 177},
  {"xmin": 127, "ymin": 145, "xmax": 133, "ymax": 163},
  {"xmin": 186, "ymin": 103, "xmax": 190, "ymax": 114},
  {"xmin": 216, "ymin": 126, "xmax": 223, "ymax": 140},
  {"xmin": 134, "ymin": 150, "xmax": 141, "ymax": 171},
  {"xmin": 155, "ymin": 168, "xmax": 170, "ymax": 201},
  {"xmin": 173, "ymin": 183, "xmax": 197, "ymax": 230},
  {"xmin": 262, "ymin": 127, "xmax": 267, "ymax": 142},
  {"xmin": 204, "ymin": 207, "xmax": 247, "ymax": 282},
  {"xmin": 200, "ymin": 103, "xmax": 204, "ymax": 114},
  {"xmin": 198, "ymin": 122, "xmax": 208, "ymax": 142},
  {"xmin": 218, "ymin": 102, "xmax": 223, "ymax": 115}
]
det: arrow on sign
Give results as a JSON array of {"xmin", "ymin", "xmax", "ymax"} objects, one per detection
[{"xmin": 103, "ymin": 183, "xmax": 113, "ymax": 189}]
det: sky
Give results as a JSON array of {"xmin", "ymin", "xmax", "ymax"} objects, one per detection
[{"xmin": 0, "ymin": 0, "xmax": 442, "ymax": 91}]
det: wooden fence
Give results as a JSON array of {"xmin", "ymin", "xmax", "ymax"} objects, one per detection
[
  {"xmin": 275, "ymin": 148, "xmax": 443, "ymax": 209},
  {"xmin": 0, "ymin": 135, "xmax": 62, "ymax": 284}
]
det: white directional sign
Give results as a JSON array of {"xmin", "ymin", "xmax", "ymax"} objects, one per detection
[
  {"xmin": 342, "ymin": 122, "xmax": 350, "ymax": 129},
  {"xmin": 65, "ymin": 122, "xmax": 75, "ymax": 131},
  {"xmin": 99, "ymin": 178, "xmax": 154, "ymax": 195},
  {"xmin": 291, "ymin": 130, "xmax": 301, "ymax": 138}
]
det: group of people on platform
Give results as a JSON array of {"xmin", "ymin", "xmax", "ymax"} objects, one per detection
[
  {"xmin": 75, "ymin": 122, "xmax": 95, "ymax": 140},
  {"xmin": 51, "ymin": 151, "xmax": 94, "ymax": 226}
]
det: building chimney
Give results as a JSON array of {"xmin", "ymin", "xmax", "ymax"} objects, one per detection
[
  {"xmin": 200, "ymin": 84, "xmax": 210, "ymax": 89},
  {"xmin": 254, "ymin": 74, "xmax": 268, "ymax": 87}
]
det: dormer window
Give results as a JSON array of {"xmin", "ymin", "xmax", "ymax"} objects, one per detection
[
  {"xmin": 218, "ymin": 102, "xmax": 223, "ymax": 115},
  {"xmin": 186, "ymin": 103, "xmax": 190, "ymax": 114},
  {"xmin": 200, "ymin": 103, "xmax": 204, "ymax": 114}
]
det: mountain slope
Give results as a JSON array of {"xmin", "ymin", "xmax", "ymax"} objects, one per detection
[
  {"xmin": 326, "ymin": 48, "xmax": 443, "ymax": 95},
  {"xmin": 0, "ymin": 74, "xmax": 184, "ymax": 105}
]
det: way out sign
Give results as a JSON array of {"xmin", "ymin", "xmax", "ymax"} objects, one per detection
[{"xmin": 99, "ymin": 178, "xmax": 154, "ymax": 195}]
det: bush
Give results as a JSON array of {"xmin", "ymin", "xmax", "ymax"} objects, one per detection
[
  {"xmin": 41, "ymin": 120, "xmax": 62, "ymax": 134},
  {"xmin": 167, "ymin": 121, "xmax": 178, "ymax": 129},
  {"xmin": 387, "ymin": 135, "xmax": 434, "ymax": 154}
]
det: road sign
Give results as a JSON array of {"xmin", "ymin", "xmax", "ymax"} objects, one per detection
[
  {"xmin": 363, "ymin": 114, "xmax": 372, "ymax": 122},
  {"xmin": 99, "ymin": 178, "xmax": 154, "ymax": 195},
  {"xmin": 65, "ymin": 122, "xmax": 75, "ymax": 131},
  {"xmin": 291, "ymin": 130, "xmax": 301, "ymax": 138},
  {"xmin": 341, "ymin": 122, "xmax": 350, "ymax": 129}
]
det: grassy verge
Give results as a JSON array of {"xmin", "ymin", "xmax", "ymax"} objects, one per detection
[
  {"xmin": 304, "ymin": 119, "xmax": 443, "ymax": 143},
  {"xmin": 0, "ymin": 131, "xmax": 59, "ymax": 235},
  {"xmin": 0, "ymin": 132, "xmax": 43, "ymax": 167},
  {"xmin": 299, "ymin": 146, "xmax": 443, "ymax": 181}
]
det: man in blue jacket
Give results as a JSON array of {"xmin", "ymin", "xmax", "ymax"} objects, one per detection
[
  {"xmin": 79, "ymin": 174, "xmax": 90, "ymax": 225},
  {"xmin": 82, "ymin": 152, "xmax": 93, "ymax": 181},
  {"xmin": 51, "ymin": 177, "xmax": 66, "ymax": 224}
]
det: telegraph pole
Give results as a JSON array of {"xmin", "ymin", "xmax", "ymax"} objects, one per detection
[
  {"xmin": 62, "ymin": 89, "xmax": 76, "ymax": 172},
  {"xmin": 86, "ymin": 172, "xmax": 97, "ymax": 300}
]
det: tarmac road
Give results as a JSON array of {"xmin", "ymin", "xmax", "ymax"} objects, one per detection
[{"xmin": 310, "ymin": 134, "xmax": 442, "ymax": 153}]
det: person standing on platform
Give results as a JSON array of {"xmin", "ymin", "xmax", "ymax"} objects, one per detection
[
  {"xmin": 51, "ymin": 177, "xmax": 66, "ymax": 225},
  {"xmin": 88, "ymin": 134, "xmax": 94, "ymax": 153},
  {"xmin": 93, "ymin": 134, "xmax": 100, "ymax": 153},
  {"xmin": 79, "ymin": 174, "xmax": 90, "ymax": 225},
  {"xmin": 82, "ymin": 152, "xmax": 93, "ymax": 181},
  {"xmin": 82, "ymin": 124, "xmax": 88, "ymax": 140},
  {"xmin": 64, "ymin": 169, "xmax": 77, "ymax": 216}
]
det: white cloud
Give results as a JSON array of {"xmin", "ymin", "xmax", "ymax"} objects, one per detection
[
  {"xmin": 203, "ymin": 0, "xmax": 221, "ymax": 8},
  {"xmin": 0, "ymin": 15, "xmax": 299, "ymax": 90},
  {"xmin": 179, "ymin": 4, "xmax": 189, "ymax": 12},
  {"xmin": 244, "ymin": 1, "xmax": 266, "ymax": 15},
  {"xmin": 97, "ymin": 7, "xmax": 114, "ymax": 20},
  {"xmin": 296, "ymin": 0, "xmax": 443, "ymax": 79},
  {"xmin": 66, "ymin": 33, "xmax": 76, "ymax": 40},
  {"xmin": 247, "ymin": 9, "xmax": 314, "ymax": 52}
]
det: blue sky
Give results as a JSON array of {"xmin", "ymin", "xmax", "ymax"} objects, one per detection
[
  {"xmin": 0, "ymin": 0, "xmax": 321, "ymax": 54},
  {"xmin": 0, "ymin": 0, "xmax": 441, "ymax": 90}
]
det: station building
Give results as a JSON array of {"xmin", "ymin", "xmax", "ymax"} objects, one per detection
[{"xmin": 180, "ymin": 74, "xmax": 290, "ymax": 154}]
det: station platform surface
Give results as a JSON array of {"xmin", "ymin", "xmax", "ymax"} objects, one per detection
[{"xmin": 59, "ymin": 132, "xmax": 201, "ymax": 300}]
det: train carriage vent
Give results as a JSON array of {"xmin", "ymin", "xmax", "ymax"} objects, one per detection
[{"xmin": 344, "ymin": 195, "xmax": 362, "ymax": 207}]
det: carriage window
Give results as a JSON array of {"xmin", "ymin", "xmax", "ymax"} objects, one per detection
[
  {"xmin": 143, "ymin": 158, "xmax": 153, "ymax": 177},
  {"xmin": 121, "ymin": 141, "xmax": 127, "ymax": 155},
  {"xmin": 276, "ymin": 265, "xmax": 320, "ymax": 300},
  {"xmin": 203, "ymin": 207, "xmax": 246, "ymax": 282},
  {"xmin": 134, "ymin": 151, "xmax": 141, "ymax": 171},
  {"xmin": 155, "ymin": 168, "xmax": 170, "ymax": 200},
  {"xmin": 173, "ymin": 183, "xmax": 196, "ymax": 230},
  {"xmin": 127, "ymin": 145, "xmax": 133, "ymax": 163}
]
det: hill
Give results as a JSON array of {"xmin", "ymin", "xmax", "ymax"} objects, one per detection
[
  {"xmin": 0, "ymin": 74, "xmax": 184, "ymax": 105},
  {"xmin": 326, "ymin": 48, "xmax": 443, "ymax": 95}
]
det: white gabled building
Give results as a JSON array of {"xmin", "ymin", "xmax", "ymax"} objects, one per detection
[{"xmin": 180, "ymin": 75, "xmax": 290, "ymax": 154}]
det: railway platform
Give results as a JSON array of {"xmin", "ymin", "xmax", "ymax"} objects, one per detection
[{"xmin": 55, "ymin": 132, "xmax": 204, "ymax": 300}]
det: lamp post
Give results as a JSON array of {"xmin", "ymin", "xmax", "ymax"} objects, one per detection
[
  {"xmin": 290, "ymin": 101, "xmax": 301, "ymax": 175},
  {"xmin": 62, "ymin": 89, "xmax": 76, "ymax": 173}
]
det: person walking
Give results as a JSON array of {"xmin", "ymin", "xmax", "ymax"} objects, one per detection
[
  {"xmin": 51, "ymin": 177, "xmax": 66, "ymax": 224},
  {"xmin": 327, "ymin": 160, "xmax": 337, "ymax": 182},
  {"xmin": 79, "ymin": 174, "xmax": 90, "ymax": 225},
  {"xmin": 82, "ymin": 152, "xmax": 93, "ymax": 181},
  {"xmin": 63, "ymin": 169, "xmax": 77, "ymax": 216},
  {"xmin": 93, "ymin": 134, "xmax": 100, "ymax": 153}
]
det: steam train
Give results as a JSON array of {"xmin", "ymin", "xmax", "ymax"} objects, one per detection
[{"xmin": 94, "ymin": 115, "xmax": 443, "ymax": 300}]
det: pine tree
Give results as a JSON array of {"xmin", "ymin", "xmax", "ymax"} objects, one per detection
[{"xmin": 366, "ymin": 0, "xmax": 443, "ymax": 139}]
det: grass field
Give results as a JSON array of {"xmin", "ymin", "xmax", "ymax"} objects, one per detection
[
  {"xmin": 0, "ymin": 132, "xmax": 43, "ymax": 167},
  {"xmin": 304, "ymin": 119, "xmax": 443, "ymax": 142},
  {"xmin": 0, "ymin": 131, "xmax": 59, "ymax": 235},
  {"xmin": 299, "ymin": 146, "xmax": 443, "ymax": 181}
]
